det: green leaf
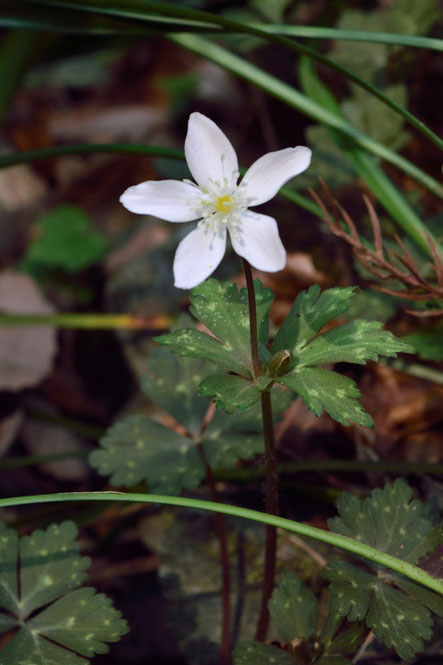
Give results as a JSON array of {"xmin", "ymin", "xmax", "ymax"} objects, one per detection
[
  {"xmin": 325, "ymin": 481, "xmax": 440, "ymax": 659},
  {"xmin": 328, "ymin": 479, "xmax": 434, "ymax": 558},
  {"xmin": 141, "ymin": 349, "xmax": 212, "ymax": 436},
  {"xmin": 402, "ymin": 323, "xmax": 443, "ymax": 361},
  {"xmin": 278, "ymin": 368, "xmax": 374, "ymax": 427},
  {"xmin": 22, "ymin": 206, "xmax": 107, "ymax": 273},
  {"xmin": 320, "ymin": 618, "xmax": 365, "ymax": 661},
  {"xmin": 89, "ymin": 414, "xmax": 205, "ymax": 494},
  {"xmin": 199, "ymin": 374, "xmax": 272, "ymax": 414},
  {"xmin": 201, "ymin": 389, "xmax": 291, "ymax": 468},
  {"xmin": 325, "ymin": 562, "xmax": 433, "ymax": 660},
  {"xmin": 295, "ymin": 319, "xmax": 413, "ymax": 368},
  {"xmin": 269, "ymin": 571, "xmax": 318, "ymax": 642},
  {"xmin": 0, "ymin": 522, "xmax": 127, "ymax": 665},
  {"xmin": 271, "ymin": 285, "xmax": 358, "ymax": 356},
  {"xmin": 156, "ymin": 278, "xmax": 274, "ymax": 377},
  {"xmin": 234, "ymin": 641, "xmax": 295, "ymax": 665}
]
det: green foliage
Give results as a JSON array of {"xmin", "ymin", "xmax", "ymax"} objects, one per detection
[
  {"xmin": 402, "ymin": 323, "xmax": 443, "ymax": 361},
  {"xmin": 89, "ymin": 413, "xmax": 206, "ymax": 494},
  {"xmin": 90, "ymin": 349, "xmax": 288, "ymax": 493},
  {"xmin": 279, "ymin": 369, "xmax": 373, "ymax": 428},
  {"xmin": 156, "ymin": 278, "xmax": 273, "ymax": 377},
  {"xmin": 0, "ymin": 521, "xmax": 128, "ymax": 665},
  {"xmin": 273, "ymin": 285, "xmax": 412, "ymax": 426},
  {"xmin": 269, "ymin": 571, "xmax": 318, "ymax": 642},
  {"xmin": 200, "ymin": 374, "xmax": 272, "ymax": 413},
  {"xmin": 22, "ymin": 206, "xmax": 108, "ymax": 274},
  {"xmin": 234, "ymin": 573, "xmax": 364, "ymax": 664},
  {"xmin": 325, "ymin": 480, "xmax": 442, "ymax": 659},
  {"xmin": 271, "ymin": 285, "xmax": 357, "ymax": 356},
  {"xmin": 234, "ymin": 641, "xmax": 295, "ymax": 665}
]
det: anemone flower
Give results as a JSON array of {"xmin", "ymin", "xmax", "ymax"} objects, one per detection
[{"xmin": 120, "ymin": 112, "xmax": 311, "ymax": 289}]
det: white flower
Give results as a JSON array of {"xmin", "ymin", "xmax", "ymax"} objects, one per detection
[{"xmin": 120, "ymin": 112, "xmax": 311, "ymax": 289}]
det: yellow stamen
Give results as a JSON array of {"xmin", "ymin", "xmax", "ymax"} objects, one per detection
[{"xmin": 215, "ymin": 194, "xmax": 232, "ymax": 213}]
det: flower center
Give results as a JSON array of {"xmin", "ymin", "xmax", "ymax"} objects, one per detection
[{"xmin": 215, "ymin": 194, "xmax": 233, "ymax": 213}]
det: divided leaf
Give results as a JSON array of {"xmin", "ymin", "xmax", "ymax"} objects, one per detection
[
  {"xmin": 142, "ymin": 349, "xmax": 212, "ymax": 436},
  {"xmin": 272, "ymin": 285, "xmax": 412, "ymax": 427},
  {"xmin": 294, "ymin": 320, "xmax": 412, "ymax": 368},
  {"xmin": 156, "ymin": 279, "xmax": 273, "ymax": 377},
  {"xmin": 199, "ymin": 374, "xmax": 272, "ymax": 414},
  {"xmin": 271, "ymin": 285, "xmax": 357, "ymax": 355},
  {"xmin": 0, "ymin": 522, "xmax": 127, "ymax": 665},
  {"xmin": 233, "ymin": 641, "xmax": 295, "ymax": 665},
  {"xmin": 325, "ymin": 562, "xmax": 433, "ymax": 660},
  {"xmin": 325, "ymin": 480, "xmax": 440, "ymax": 659},
  {"xmin": 328, "ymin": 479, "xmax": 433, "ymax": 557},
  {"xmin": 279, "ymin": 368, "xmax": 373, "ymax": 427},
  {"xmin": 269, "ymin": 571, "xmax": 318, "ymax": 642},
  {"xmin": 89, "ymin": 414, "xmax": 205, "ymax": 495}
]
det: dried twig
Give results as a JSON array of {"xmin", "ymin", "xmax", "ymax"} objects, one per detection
[{"xmin": 310, "ymin": 181, "xmax": 443, "ymax": 317}]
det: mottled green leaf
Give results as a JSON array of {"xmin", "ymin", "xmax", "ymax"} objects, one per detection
[
  {"xmin": 141, "ymin": 349, "xmax": 212, "ymax": 436},
  {"xmin": 157, "ymin": 278, "xmax": 273, "ymax": 377},
  {"xmin": 22, "ymin": 206, "xmax": 107, "ymax": 273},
  {"xmin": 234, "ymin": 641, "xmax": 295, "ymax": 665},
  {"xmin": 89, "ymin": 414, "xmax": 205, "ymax": 494},
  {"xmin": 19, "ymin": 522, "xmax": 89, "ymax": 616},
  {"xmin": 29, "ymin": 587, "xmax": 127, "ymax": 656},
  {"xmin": 272, "ymin": 285, "xmax": 358, "ymax": 356},
  {"xmin": 199, "ymin": 374, "xmax": 272, "ymax": 414},
  {"xmin": 295, "ymin": 319, "xmax": 412, "ymax": 368},
  {"xmin": 325, "ymin": 562, "xmax": 433, "ymax": 660},
  {"xmin": 269, "ymin": 571, "xmax": 318, "ymax": 641},
  {"xmin": 0, "ymin": 522, "xmax": 128, "ymax": 665},
  {"xmin": 279, "ymin": 368, "xmax": 373, "ymax": 427},
  {"xmin": 328, "ymin": 479, "xmax": 434, "ymax": 557},
  {"xmin": 201, "ymin": 389, "xmax": 291, "ymax": 468}
]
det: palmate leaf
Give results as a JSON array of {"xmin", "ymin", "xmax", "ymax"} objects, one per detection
[
  {"xmin": 273, "ymin": 285, "xmax": 412, "ymax": 427},
  {"xmin": 199, "ymin": 374, "xmax": 272, "ymax": 414},
  {"xmin": 89, "ymin": 414, "xmax": 205, "ymax": 495},
  {"xmin": 325, "ymin": 480, "xmax": 441, "ymax": 660},
  {"xmin": 156, "ymin": 278, "xmax": 274, "ymax": 377},
  {"xmin": 233, "ymin": 641, "xmax": 295, "ymax": 665},
  {"xmin": 141, "ymin": 349, "xmax": 213, "ymax": 436},
  {"xmin": 269, "ymin": 571, "xmax": 318, "ymax": 642},
  {"xmin": 0, "ymin": 522, "xmax": 127, "ymax": 665}
]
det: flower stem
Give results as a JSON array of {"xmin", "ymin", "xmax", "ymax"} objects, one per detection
[
  {"xmin": 242, "ymin": 259, "xmax": 261, "ymax": 380},
  {"xmin": 197, "ymin": 443, "xmax": 231, "ymax": 665},
  {"xmin": 242, "ymin": 260, "xmax": 278, "ymax": 641}
]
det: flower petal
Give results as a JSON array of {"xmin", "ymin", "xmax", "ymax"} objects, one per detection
[
  {"xmin": 241, "ymin": 146, "xmax": 311, "ymax": 206},
  {"xmin": 173, "ymin": 224, "xmax": 227, "ymax": 289},
  {"xmin": 185, "ymin": 112, "xmax": 239, "ymax": 191},
  {"xmin": 230, "ymin": 211, "xmax": 286, "ymax": 272},
  {"xmin": 120, "ymin": 180, "xmax": 202, "ymax": 222}
]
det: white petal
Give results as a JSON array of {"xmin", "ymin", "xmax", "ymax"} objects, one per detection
[
  {"xmin": 241, "ymin": 146, "xmax": 311, "ymax": 206},
  {"xmin": 184, "ymin": 112, "xmax": 239, "ymax": 191},
  {"xmin": 120, "ymin": 180, "xmax": 202, "ymax": 222},
  {"xmin": 230, "ymin": 211, "xmax": 286, "ymax": 272},
  {"xmin": 173, "ymin": 224, "xmax": 227, "ymax": 289}
]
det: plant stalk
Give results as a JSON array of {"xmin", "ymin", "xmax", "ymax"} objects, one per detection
[
  {"xmin": 242, "ymin": 259, "xmax": 278, "ymax": 641},
  {"xmin": 197, "ymin": 443, "xmax": 231, "ymax": 665}
]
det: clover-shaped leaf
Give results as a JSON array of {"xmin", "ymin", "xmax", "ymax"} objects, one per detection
[
  {"xmin": 325, "ymin": 480, "xmax": 441, "ymax": 660},
  {"xmin": 156, "ymin": 278, "xmax": 274, "ymax": 377},
  {"xmin": 0, "ymin": 522, "xmax": 128, "ymax": 665}
]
